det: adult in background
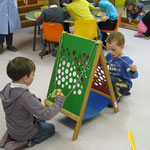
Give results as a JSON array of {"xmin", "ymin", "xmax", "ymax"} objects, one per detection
[{"xmin": 0, "ymin": 0, "xmax": 28, "ymax": 54}]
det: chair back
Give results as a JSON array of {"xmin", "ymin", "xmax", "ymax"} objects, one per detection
[
  {"xmin": 128, "ymin": 130, "xmax": 136, "ymax": 150},
  {"xmin": 74, "ymin": 20, "xmax": 97, "ymax": 39},
  {"xmin": 114, "ymin": 10, "xmax": 124, "ymax": 31},
  {"xmin": 42, "ymin": 22, "xmax": 63, "ymax": 43}
]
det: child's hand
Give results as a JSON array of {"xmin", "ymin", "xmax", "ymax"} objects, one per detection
[
  {"xmin": 129, "ymin": 65, "xmax": 137, "ymax": 72},
  {"xmin": 57, "ymin": 92, "xmax": 64, "ymax": 97},
  {"xmin": 101, "ymin": 16, "xmax": 109, "ymax": 22},
  {"xmin": 139, "ymin": 12, "xmax": 144, "ymax": 16},
  {"xmin": 63, "ymin": 3, "xmax": 68, "ymax": 7},
  {"xmin": 128, "ymin": 19, "xmax": 132, "ymax": 24}
]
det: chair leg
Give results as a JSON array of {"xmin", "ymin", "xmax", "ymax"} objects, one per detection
[
  {"xmin": 39, "ymin": 45, "xmax": 47, "ymax": 59},
  {"xmin": 48, "ymin": 42, "xmax": 51, "ymax": 53}
]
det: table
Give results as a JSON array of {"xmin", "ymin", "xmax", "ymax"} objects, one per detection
[{"xmin": 25, "ymin": 10, "xmax": 101, "ymax": 51}]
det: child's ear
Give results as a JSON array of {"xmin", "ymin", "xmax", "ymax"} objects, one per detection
[
  {"xmin": 121, "ymin": 44, "xmax": 125, "ymax": 49},
  {"xmin": 22, "ymin": 75, "xmax": 28, "ymax": 82}
]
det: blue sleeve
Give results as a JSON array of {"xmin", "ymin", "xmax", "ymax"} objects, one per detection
[
  {"xmin": 128, "ymin": 70, "xmax": 138, "ymax": 79},
  {"xmin": 105, "ymin": 4, "xmax": 112, "ymax": 17}
]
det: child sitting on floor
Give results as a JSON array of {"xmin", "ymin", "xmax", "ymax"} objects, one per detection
[
  {"xmin": 0, "ymin": 57, "xmax": 65, "ymax": 149},
  {"xmin": 105, "ymin": 31, "xmax": 138, "ymax": 107},
  {"xmin": 124, "ymin": 0, "xmax": 145, "ymax": 24},
  {"xmin": 36, "ymin": 0, "xmax": 70, "ymax": 57},
  {"xmin": 134, "ymin": 11, "xmax": 150, "ymax": 40}
]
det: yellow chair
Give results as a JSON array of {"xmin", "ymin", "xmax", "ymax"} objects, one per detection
[
  {"xmin": 128, "ymin": 130, "xmax": 136, "ymax": 150},
  {"xmin": 74, "ymin": 20, "xmax": 97, "ymax": 40}
]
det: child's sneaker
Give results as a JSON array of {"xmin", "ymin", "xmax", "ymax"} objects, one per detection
[
  {"xmin": 134, "ymin": 32, "xmax": 143, "ymax": 37},
  {"xmin": 124, "ymin": 91, "xmax": 131, "ymax": 96}
]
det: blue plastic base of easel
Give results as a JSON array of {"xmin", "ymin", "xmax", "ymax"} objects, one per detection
[{"xmin": 83, "ymin": 91, "xmax": 110, "ymax": 120}]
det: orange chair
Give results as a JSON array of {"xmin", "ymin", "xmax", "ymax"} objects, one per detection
[
  {"xmin": 40, "ymin": 22, "xmax": 63, "ymax": 59},
  {"xmin": 101, "ymin": 10, "xmax": 124, "ymax": 33},
  {"xmin": 74, "ymin": 20, "xmax": 97, "ymax": 40}
]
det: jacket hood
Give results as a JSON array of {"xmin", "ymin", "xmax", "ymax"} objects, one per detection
[{"xmin": 0, "ymin": 83, "xmax": 28, "ymax": 115}]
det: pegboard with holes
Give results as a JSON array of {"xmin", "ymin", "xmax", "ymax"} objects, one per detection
[
  {"xmin": 92, "ymin": 58, "xmax": 110, "ymax": 96},
  {"xmin": 47, "ymin": 32, "xmax": 99, "ymax": 116}
]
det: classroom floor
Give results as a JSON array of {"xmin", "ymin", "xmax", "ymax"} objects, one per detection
[{"xmin": 0, "ymin": 26, "xmax": 150, "ymax": 150}]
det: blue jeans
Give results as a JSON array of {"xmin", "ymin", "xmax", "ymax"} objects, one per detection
[{"xmin": 29, "ymin": 118, "xmax": 55, "ymax": 147}]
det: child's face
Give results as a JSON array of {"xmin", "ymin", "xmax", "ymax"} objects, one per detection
[
  {"xmin": 92, "ymin": 0, "xmax": 99, "ymax": 4},
  {"xmin": 106, "ymin": 41, "xmax": 124, "ymax": 58},
  {"xmin": 126, "ymin": 6, "xmax": 133, "ymax": 11},
  {"xmin": 24, "ymin": 71, "xmax": 35, "ymax": 86}
]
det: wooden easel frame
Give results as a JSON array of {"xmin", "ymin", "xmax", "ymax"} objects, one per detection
[{"xmin": 45, "ymin": 36, "xmax": 119, "ymax": 141}]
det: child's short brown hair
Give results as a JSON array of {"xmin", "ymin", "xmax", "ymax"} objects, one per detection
[
  {"xmin": 7, "ymin": 57, "xmax": 36, "ymax": 81},
  {"xmin": 49, "ymin": 0, "xmax": 60, "ymax": 6},
  {"xmin": 106, "ymin": 31, "xmax": 125, "ymax": 46},
  {"xmin": 124, "ymin": 0, "xmax": 135, "ymax": 7}
]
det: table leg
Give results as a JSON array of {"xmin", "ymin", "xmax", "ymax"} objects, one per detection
[{"xmin": 33, "ymin": 22, "xmax": 37, "ymax": 51}]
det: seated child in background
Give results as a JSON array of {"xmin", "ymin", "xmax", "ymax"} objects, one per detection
[
  {"xmin": 0, "ymin": 57, "xmax": 65, "ymax": 149},
  {"xmin": 134, "ymin": 11, "xmax": 150, "ymax": 40},
  {"xmin": 36, "ymin": 0, "xmax": 70, "ymax": 57},
  {"xmin": 91, "ymin": 0, "xmax": 118, "ymax": 46},
  {"xmin": 105, "ymin": 31, "xmax": 138, "ymax": 108},
  {"xmin": 124, "ymin": 0, "xmax": 145, "ymax": 23},
  {"xmin": 63, "ymin": 0, "xmax": 102, "ymax": 40}
]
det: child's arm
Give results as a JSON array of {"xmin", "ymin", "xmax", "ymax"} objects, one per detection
[
  {"xmin": 89, "ymin": 3, "xmax": 96, "ymax": 11},
  {"xmin": 101, "ymin": 4, "xmax": 113, "ymax": 22},
  {"xmin": 36, "ymin": 11, "xmax": 46, "ymax": 25},
  {"xmin": 126, "ymin": 10, "xmax": 132, "ymax": 23},
  {"xmin": 136, "ymin": 3, "xmax": 145, "ymax": 15},
  {"xmin": 22, "ymin": 93, "xmax": 66, "ymax": 121}
]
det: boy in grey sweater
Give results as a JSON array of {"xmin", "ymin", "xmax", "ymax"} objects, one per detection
[{"xmin": 0, "ymin": 57, "xmax": 65, "ymax": 149}]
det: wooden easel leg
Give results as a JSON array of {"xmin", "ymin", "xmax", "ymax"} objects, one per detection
[{"xmin": 72, "ymin": 120, "xmax": 82, "ymax": 141}]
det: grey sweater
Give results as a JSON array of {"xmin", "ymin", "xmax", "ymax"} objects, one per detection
[{"xmin": 0, "ymin": 83, "xmax": 65, "ymax": 141}]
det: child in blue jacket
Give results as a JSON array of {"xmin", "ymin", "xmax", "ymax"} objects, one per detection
[{"xmin": 105, "ymin": 31, "xmax": 138, "ymax": 107}]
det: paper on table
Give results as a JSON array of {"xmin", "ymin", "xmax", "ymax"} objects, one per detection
[{"xmin": 94, "ymin": 8, "xmax": 105, "ymax": 17}]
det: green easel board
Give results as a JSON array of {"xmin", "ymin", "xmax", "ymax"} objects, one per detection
[
  {"xmin": 46, "ymin": 32, "xmax": 99, "ymax": 116},
  {"xmin": 45, "ymin": 32, "xmax": 118, "ymax": 141}
]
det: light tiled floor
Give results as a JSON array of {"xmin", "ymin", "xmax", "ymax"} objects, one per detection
[{"xmin": 0, "ymin": 26, "xmax": 150, "ymax": 150}]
